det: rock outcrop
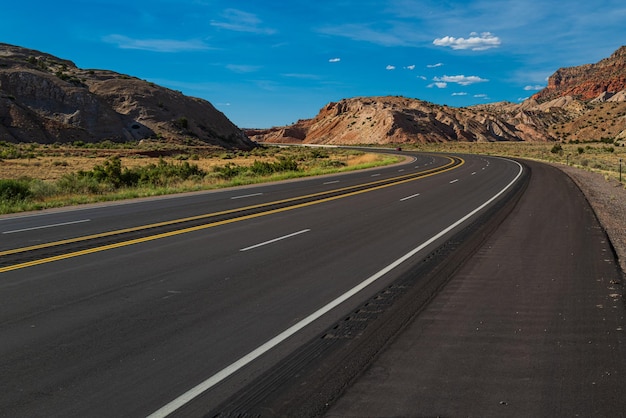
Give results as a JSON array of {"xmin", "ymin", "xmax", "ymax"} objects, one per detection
[
  {"xmin": 0, "ymin": 43, "xmax": 254, "ymax": 149},
  {"xmin": 533, "ymin": 46, "xmax": 626, "ymax": 102},
  {"xmin": 247, "ymin": 96, "xmax": 555, "ymax": 145}
]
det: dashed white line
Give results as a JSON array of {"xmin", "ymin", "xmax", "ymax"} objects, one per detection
[
  {"xmin": 2, "ymin": 219, "xmax": 91, "ymax": 234},
  {"xmin": 240, "ymin": 229, "xmax": 311, "ymax": 252},
  {"xmin": 370, "ymin": 173, "xmax": 381, "ymax": 177},
  {"xmin": 449, "ymin": 179, "xmax": 459, "ymax": 184},
  {"xmin": 146, "ymin": 159, "xmax": 525, "ymax": 418},
  {"xmin": 400, "ymin": 193, "xmax": 421, "ymax": 201},
  {"xmin": 231, "ymin": 193, "xmax": 263, "ymax": 200},
  {"xmin": 471, "ymin": 172, "xmax": 477, "ymax": 175},
  {"xmin": 323, "ymin": 180, "xmax": 340, "ymax": 185}
]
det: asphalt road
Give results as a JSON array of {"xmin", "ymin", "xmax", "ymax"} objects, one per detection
[
  {"xmin": 0, "ymin": 152, "xmax": 525, "ymax": 417},
  {"xmin": 326, "ymin": 160, "xmax": 626, "ymax": 417}
]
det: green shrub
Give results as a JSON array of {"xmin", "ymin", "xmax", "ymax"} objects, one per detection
[
  {"xmin": 0, "ymin": 179, "xmax": 32, "ymax": 202},
  {"xmin": 550, "ymin": 144, "xmax": 563, "ymax": 154}
]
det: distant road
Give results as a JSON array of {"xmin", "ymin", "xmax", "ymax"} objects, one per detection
[{"xmin": 0, "ymin": 152, "xmax": 524, "ymax": 417}]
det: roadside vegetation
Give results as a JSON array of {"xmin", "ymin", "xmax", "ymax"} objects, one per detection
[
  {"xmin": 0, "ymin": 141, "xmax": 399, "ymax": 214},
  {"xmin": 2, "ymin": 138, "xmax": 624, "ymax": 215}
]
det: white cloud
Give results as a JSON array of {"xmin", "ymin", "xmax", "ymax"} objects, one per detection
[
  {"xmin": 405, "ymin": 65, "xmax": 416, "ymax": 70},
  {"xmin": 427, "ymin": 63, "xmax": 444, "ymax": 68},
  {"xmin": 417, "ymin": 75, "xmax": 427, "ymax": 80},
  {"xmin": 433, "ymin": 75, "xmax": 489, "ymax": 86},
  {"xmin": 474, "ymin": 94, "xmax": 489, "ymax": 99},
  {"xmin": 103, "ymin": 35, "xmax": 210, "ymax": 52},
  {"xmin": 226, "ymin": 64, "xmax": 261, "ymax": 73},
  {"xmin": 329, "ymin": 58, "xmax": 341, "ymax": 63},
  {"xmin": 386, "ymin": 65, "xmax": 396, "ymax": 70},
  {"xmin": 452, "ymin": 92, "xmax": 468, "ymax": 96},
  {"xmin": 428, "ymin": 82, "xmax": 448, "ymax": 89},
  {"xmin": 433, "ymin": 32, "xmax": 501, "ymax": 51},
  {"xmin": 524, "ymin": 84, "xmax": 545, "ymax": 91},
  {"xmin": 210, "ymin": 9, "xmax": 275, "ymax": 34}
]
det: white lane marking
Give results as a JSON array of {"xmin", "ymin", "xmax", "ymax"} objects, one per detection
[
  {"xmin": 323, "ymin": 180, "xmax": 340, "ymax": 185},
  {"xmin": 240, "ymin": 229, "xmax": 311, "ymax": 252},
  {"xmin": 449, "ymin": 179, "xmax": 459, "ymax": 184},
  {"xmin": 471, "ymin": 172, "xmax": 477, "ymax": 175},
  {"xmin": 398, "ymin": 169, "xmax": 405, "ymax": 172},
  {"xmin": 400, "ymin": 193, "xmax": 420, "ymax": 202},
  {"xmin": 230, "ymin": 193, "xmax": 263, "ymax": 200},
  {"xmin": 147, "ymin": 159, "xmax": 525, "ymax": 418},
  {"xmin": 370, "ymin": 173, "xmax": 381, "ymax": 177},
  {"xmin": 2, "ymin": 219, "xmax": 91, "ymax": 234}
]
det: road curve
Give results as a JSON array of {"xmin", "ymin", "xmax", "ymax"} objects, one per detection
[
  {"xmin": 326, "ymin": 160, "xmax": 626, "ymax": 417},
  {"xmin": 0, "ymin": 152, "xmax": 526, "ymax": 417}
]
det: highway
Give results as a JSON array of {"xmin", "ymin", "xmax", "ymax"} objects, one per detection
[{"xmin": 0, "ymin": 152, "xmax": 526, "ymax": 417}]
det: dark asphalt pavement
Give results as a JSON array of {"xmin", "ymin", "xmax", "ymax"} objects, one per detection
[{"xmin": 326, "ymin": 161, "xmax": 626, "ymax": 417}]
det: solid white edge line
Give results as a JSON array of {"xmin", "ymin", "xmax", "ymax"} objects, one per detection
[
  {"xmin": 146, "ymin": 159, "xmax": 524, "ymax": 418},
  {"xmin": 240, "ymin": 229, "xmax": 311, "ymax": 252},
  {"xmin": 2, "ymin": 219, "xmax": 91, "ymax": 234}
]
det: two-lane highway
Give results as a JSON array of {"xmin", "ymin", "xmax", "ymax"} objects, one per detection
[{"xmin": 0, "ymin": 152, "xmax": 525, "ymax": 417}]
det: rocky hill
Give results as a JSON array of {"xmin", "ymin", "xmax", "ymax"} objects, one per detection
[
  {"xmin": 248, "ymin": 46, "xmax": 626, "ymax": 145},
  {"xmin": 0, "ymin": 43, "xmax": 253, "ymax": 149},
  {"xmin": 532, "ymin": 46, "xmax": 626, "ymax": 102},
  {"xmin": 247, "ymin": 96, "xmax": 553, "ymax": 145}
]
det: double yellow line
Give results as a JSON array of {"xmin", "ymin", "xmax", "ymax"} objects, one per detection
[{"xmin": 1, "ymin": 156, "xmax": 463, "ymax": 273}]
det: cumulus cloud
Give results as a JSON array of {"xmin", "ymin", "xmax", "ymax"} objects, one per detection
[
  {"xmin": 433, "ymin": 75, "xmax": 489, "ymax": 86},
  {"xmin": 103, "ymin": 35, "xmax": 210, "ymax": 52},
  {"xmin": 329, "ymin": 57, "xmax": 341, "ymax": 63},
  {"xmin": 524, "ymin": 84, "xmax": 544, "ymax": 91},
  {"xmin": 433, "ymin": 32, "xmax": 501, "ymax": 51},
  {"xmin": 405, "ymin": 65, "xmax": 416, "ymax": 70},
  {"xmin": 428, "ymin": 82, "xmax": 448, "ymax": 89},
  {"xmin": 386, "ymin": 65, "xmax": 396, "ymax": 70},
  {"xmin": 427, "ymin": 63, "xmax": 444, "ymax": 68}
]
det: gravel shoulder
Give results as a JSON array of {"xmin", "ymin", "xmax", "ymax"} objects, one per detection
[{"xmin": 555, "ymin": 163, "xmax": 626, "ymax": 274}]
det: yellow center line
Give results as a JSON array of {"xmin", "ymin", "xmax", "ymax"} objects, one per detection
[{"xmin": 0, "ymin": 156, "xmax": 464, "ymax": 273}]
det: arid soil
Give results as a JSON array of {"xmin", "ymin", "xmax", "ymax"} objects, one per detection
[{"xmin": 558, "ymin": 164, "xmax": 626, "ymax": 274}]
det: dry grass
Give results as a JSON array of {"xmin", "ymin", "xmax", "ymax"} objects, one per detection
[{"xmin": 0, "ymin": 146, "xmax": 389, "ymax": 181}]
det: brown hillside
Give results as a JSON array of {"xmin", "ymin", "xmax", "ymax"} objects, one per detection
[
  {"xmin": 248, "ymin": 96, "xmax": 554, "ymax": 145},
  {"xmin": 0, "ymin": 43, "xmax": 254, "ymax": 149}
]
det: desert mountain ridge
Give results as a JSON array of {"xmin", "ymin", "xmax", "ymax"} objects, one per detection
[
  {"xmin": 248, "ymin": 46, "xmax": 626, "ymax": 145},
  {"xmin": 0, "ymin": 43, "xmax": 254, "ymax": 149},
  {"xmin": 2, "ymin": 43, "xmax": 625, "ymax": 147}
]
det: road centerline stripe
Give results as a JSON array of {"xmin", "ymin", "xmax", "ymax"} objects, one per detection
[
  {"xmin": 240, "ymin": 229, "xmax": 311, "ymax": 252},
  {"xmin": 0, "ymin": 156, "xmax": 463, "ymax": 271}
]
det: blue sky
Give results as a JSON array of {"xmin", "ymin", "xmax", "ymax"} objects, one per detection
[{"xmin": 2, "ymin": 1, "xmax": 625, "ymax": 128}]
